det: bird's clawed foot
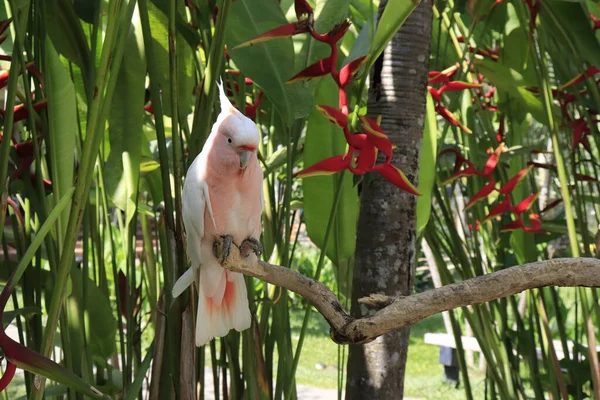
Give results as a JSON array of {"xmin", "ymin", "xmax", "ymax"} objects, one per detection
[
  {"xmin": 213, "ymin": 235, "xmax": 233, "ymax": 263},
  {"xmin": 240, "ymin": 237, "xmax": 262, "ymax": 258}
]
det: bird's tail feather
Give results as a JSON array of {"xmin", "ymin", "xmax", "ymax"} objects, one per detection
[
  {"xmin": 195, "ymin": 266, "xmax": 251, "ymax": 347},
  {"xmin": 172, "ymin": 267, "xmax": 195, "ymax": 298}
]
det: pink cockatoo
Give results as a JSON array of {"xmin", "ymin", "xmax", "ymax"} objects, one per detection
[{"xmin": 173, "ymin": 81, "xmax": 263, "ymax": 347}]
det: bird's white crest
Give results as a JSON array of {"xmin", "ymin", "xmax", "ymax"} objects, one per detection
[{"xmin": 217, "ymin": 79, "xmax": 238, "ymax": 116}]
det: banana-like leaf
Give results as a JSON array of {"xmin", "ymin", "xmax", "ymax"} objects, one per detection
[
  {"xmin": 475, "ymin": 58, "xmax": 548, "ymax": 123},
  {"xmin": 416, "ymin": 91, "xmax": 437, "ymax": 236},
  {"xmin": 302, "ymin": 76, "xmax": 359, "ymax": 295},
  {"xmin": 44, "ymin": 38, "xmax": 76, "ymax": 248},
  {"xmin": 105, "ymin": 14, "xmax": 146, "ymax": 223},
  {"xmin": 366, "ymin": 0, "xmax": 419, "ymax": 71},
  {"xmin": 225, "ymin": 0, "xmax": 313, "ymax": 125}
]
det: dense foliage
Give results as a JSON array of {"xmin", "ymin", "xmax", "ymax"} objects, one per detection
[{"xmin": 0, "ymin": 0, "xmax": 599, "ymax": 399}]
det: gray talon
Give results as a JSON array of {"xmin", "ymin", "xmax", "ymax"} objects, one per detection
[
  {"xmin": 240, "ymin": 237, "xmax": 262, "ymax": 258},
  {"xmin": 213, "ymin": 235, "xmax": 233, "ymax": 263}
]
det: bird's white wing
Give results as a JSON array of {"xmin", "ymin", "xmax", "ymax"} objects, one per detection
[{"xmin": 172, "ymin": 171, "xmax": 216, "ymax": 298}]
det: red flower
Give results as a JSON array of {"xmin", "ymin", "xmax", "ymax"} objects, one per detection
[
  {"xmin": 241, "ymin": 2, "xmax": 418, "ymax": 194},
  {"xmin": 428, "ymin": 66, "xmax": 481, "ymax": 133}
]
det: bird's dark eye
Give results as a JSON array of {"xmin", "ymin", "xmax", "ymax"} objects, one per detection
[{"xmin": 227, "ymin": 138, "xmax": 232, "ymax": 144}]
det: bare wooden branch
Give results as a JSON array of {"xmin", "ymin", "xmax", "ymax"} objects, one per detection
[{"xmin": 216, "ymin": 237, "xmax": 600, "ymax": 345}]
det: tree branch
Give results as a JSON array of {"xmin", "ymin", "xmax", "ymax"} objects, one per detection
[{"xmin": 215, "ymin": 237, "xmax": 600, "ymax": 345}]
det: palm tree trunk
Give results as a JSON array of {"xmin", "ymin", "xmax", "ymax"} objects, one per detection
[{"xmin": 345, "ymin": 0, "xmax": 432, "ymax": 398}]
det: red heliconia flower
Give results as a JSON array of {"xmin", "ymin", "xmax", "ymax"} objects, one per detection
[
  {"xmin": 540, "ymin": 198, "xmax": 562, "ymax": 214},
  {"xmin": 512, "ymin": 193, "xmax": 539, "ymax": 214},
  {"xmin": 464, "ymin": 179, "xmax": 496, "ymax": 210},
  {"xmin": 527, "ymin": 160, "xmax": 556, "ymax": 171},
  {"xmin": 144, "ymin": 102, "xmax": 154, "ymax": 114},
  {"xmin": 468, "ymin": 220, "xmax": 481, "ymax": 232},
  {"xmin": 428, "ymin": 69, "xmax": 481, "ymax": 133},
  {"xmin": 439, "ymin": 81, "xmax": 482, "ymax": 95},
  {"xmin": 373, "ymin": 163, "xmax": 421, "ymax": 196},
  {"xmin": 591, "ymin": 13, "xmax": 600, "ymax": 32},
  {"xmin": 0, "ymin": 100, "xmax": 48, "ymax": 122},
  {"xmin": 244, "ymin": 7, "xmax": 417, "ymax": 194},
  {"xmin": 296, "ymin": 154, "xmax": 349, "ymax": 177},
  {"xmin": 501, "ymin": 213, "xmax": 547, "ymax": 234},
  {"xmin": 352, "ymin": 144, "xmax": 378, "ymax": 174},
  {"xmin": 244, "ymin": 91, "xmax": 263, "ymax": 121},
  {"xmin": 561, "ymin": 66, "xmax": 600, "ymax": 89},
  {"xmin": 234, "ymin": 19, "xmax": 311, "ymax": 49},
  {"xmin": 497, "ymin": 166, "xmax": 532, "ymax": 195},
  {"xmin": 295, "ymin": 0, "xmax": 313, "ymax": 18},
  {"xmin": 339, "ymin": 56, "xmax": 368, "ymax": 87},
  {"xmin": 287, "ymin": 57, "xmax": 332, "ymax": 83},
  {"xmin": 569, "ymin": 117, "xmax": 595, "ymax": 153},
  {"xmin": 441, "ymin": 143, "xmax": 504, "ymax": 183},
  {"xmin": 316, "ymin": 104, "xmax": 348, "ymax": 128},
  {"xmin": 359, "ymin": 115, "xmax": 395, "ymax": 162},
  {"xmin": 325, "ymin": 20, "xmax": 351, "ymax": 45},
  {"xmin": 524, "ymin": 0, "xmax": 541, "ymax": 31},
  {"xmin": 496, "ymin": 115, "xmax": 505, "ymax": 143},
  {"xmin": 428, "ymin": 63, "xmax": 459, "ymax": 85},
  {"xmin": 434, "ymin": 104, "xmax": 472, "ymax": 134},
  {"xmin": 226, "ymin": 69, "xmax": 254, "ymax": 85},
  {"xmin": 575, "ymin": 173, "xmax": 598, "ymax": 182},
  {"xmin": 483, "ymin": 196, "xmax": 512, "ymax": 223}
]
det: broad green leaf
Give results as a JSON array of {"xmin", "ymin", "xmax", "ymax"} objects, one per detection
[
  {"xmin": 502, "ymin": 3, "xmax": 536, "ymax": 85},
  {"xmin": 416, "ymin": 92, "xmax": 437, "ymax": 236},
  {"xmin": 302, "ymin": 76, "xmax": 359, "ymax": 295},
  {"xmin": 44, "ymin": 0, "xmax": 90, "ymax": 72},
  {"xmin": 44, "ymin": 38, "xmax": 77, "ymax": 249},
  {"xmin": 69, "ymin": 267, "xmax": 117, "ymax": 361},
  {"xmin": 225, "ymin": 0, "xmax": 313, "ymax": 125},
  {"xmin": 343, "ymin": 17, "xmax": 374, "ymax": 66},
  {"xmin": 105, "ymin": 15, "xmax": 146, "ymax": 223},
  {"xmin": 149, "ymin": 0, "xmax": 201, "ymax": 49},
  {"xmin": 366, "ymin": 0, "xmax": 419, "ymax": 71},
  {"xmin": 542, "ymin": 1, "xmax": 600, "ymax": 68},
  {"xmin": 2, "ymin": 306, "xmax": 40, "ymax": 329},
  {"xmin": 146, "ymin": 1, "xmax": 194, "ymax": 118},
  {"xmin": 475, "ymin": 58, "xmax": 547, "ymax": 123}
]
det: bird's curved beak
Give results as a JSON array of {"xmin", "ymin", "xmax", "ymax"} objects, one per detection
[{"xmin": 238, "ymin": 150, "xmax": 251, "ymax": 169}]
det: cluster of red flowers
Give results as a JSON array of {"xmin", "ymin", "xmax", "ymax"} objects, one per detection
[
  {"xmin": 441, "ymin": 143, "xmax": 546, "ymax": 234},
  {"xmin": 428, "ymin": 63, "xmax": 481, "ymax": 134},
  {"xmin": 0, "ymin": 20, "xmax": 49, "ymax": 194},
  {"xmin": 237, "ymin": 0, "xmax": 419, "ymax": 195},
  {"xmin": 223, "ymin": 69, "xmax": 264, "ymax": 122}
]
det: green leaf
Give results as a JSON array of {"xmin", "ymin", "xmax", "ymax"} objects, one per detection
[
  {"xmin": 2, "ymin": 306, "xmax": 40, "ymax": 329},
  {"xmin": 416, "ymin": 92, "xmax": 437, "ymax": 236},
  {"xmin": 302, "ymin": 76, "xmax": 359, "ymax": 294},
  {"xmin": 542, "ymin": 1, "xmax": 600, "ymax": 68},
  {"xmin": 475, "ymin": 58, "xmax": 547, "ymax": 123},
  {"xmin": 366, "ymin": 0, "xmax": 419, "ymax": 71},
  {"xmin": 69, "ymin": 267, "xmax": 117, "ymax": 361},
  {"xmin": 44, "ymin": 38, "xmax": 77, "ymax": 249},
  {"xmin": 501, "ymin": 3, "xmax": 536, "ymax": 85},
  {"xmin": 44, "ymin": 0, "xmax": 90, "ymax": 73},
  {"xmin": 225, "ymin": 0, "xmax": 313, "ymax": 125},
  {"xmin": 105, "ymin": 18, "xmax": 146, "ymax": 223},
  {"xmin": 146, "ymin": 1, "xmax": 194, "ymax": 118}
]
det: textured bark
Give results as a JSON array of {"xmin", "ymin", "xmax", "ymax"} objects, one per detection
[{"xmin": 345, "ymin": 0, "xmax": 433, "ymax": 398}]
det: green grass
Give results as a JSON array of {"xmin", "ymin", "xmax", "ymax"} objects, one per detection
[{"xmin": 290, "ymin": 308, "xmax": 486, "ymax": 399}]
